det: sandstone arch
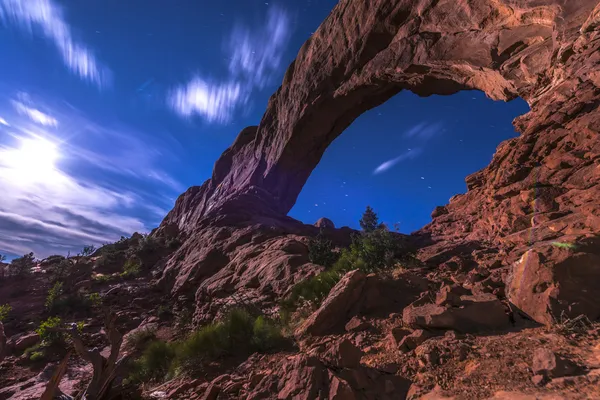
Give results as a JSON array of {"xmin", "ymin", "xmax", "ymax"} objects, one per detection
[
  {"xmin": 163, "ymin": 0, "xmax": 599, "ymax": 241},
  {"xmin": 159, "ymin": 0, "xmax": 600, "ymax": 325}
]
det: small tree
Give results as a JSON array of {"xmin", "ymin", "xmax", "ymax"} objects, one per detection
[
  {"xmin": 10, "ymin": 252, "xmax": 36, "ymax": 277},
  {"xmin": 308, "ymin": 229, "xmax": 338, "ymax": 268},
  {"xmin": 359, "ymin": 206, "xmax": 379, "ymax": 233},
  {"xmin": 53, "ymin": 259, "xmax": 72, "ymax": 281},
  {"xmin": 80, "ymin": 245, "xmax": 97, "ymax": 257}
]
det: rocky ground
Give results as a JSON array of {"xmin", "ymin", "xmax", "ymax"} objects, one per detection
[{"xmin": 1, "ymin": 0, "xmax": 600, "ymax": 398}]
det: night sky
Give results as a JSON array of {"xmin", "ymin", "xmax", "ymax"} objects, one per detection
[{"xmin": 0, "ymin": 0, "xmax": 529, "ymax": 258}]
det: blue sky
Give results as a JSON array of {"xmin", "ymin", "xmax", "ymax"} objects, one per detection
[{"xmin": 0, "ymin": 0, "xmax": 528, "ymax": 258}]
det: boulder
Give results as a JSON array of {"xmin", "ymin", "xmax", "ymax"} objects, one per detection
[
  {"xmin": 532, "ymin": 348, "xmax": 580, "ymax": 378},
  {"xmin": 315, "ymin": 218, "xmax": 335, "ymax": 229},
  {"xmin": 399, "ymin": 329, "xmax": 435, "ymax": 353},
  {"xmin": 319, "ymin": 339, "xmax": 363, "ymax": 369},
  {"xmin": 506, "ymin": 241, "xmax": 600, "ymax": 325},
  {"xmin": 403, "ymin": 293, "xmax": 509, "ymax": 333},
  {"xmin": 9, "ymin": 332, "xmax": 40, "ymax": 353},
  {"xmin": 298, "ymin": 270, "xmax": 366, "ymax": 336},
  {"xmin": 345, "ymin": 316, "xmax": 371, "ymax": 333}
]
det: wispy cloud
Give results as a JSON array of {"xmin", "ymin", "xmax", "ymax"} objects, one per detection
[
  {"xmin": 0, "ymin": 0, "xmax": 110, "ymax": 87},
  {"xmin": 404, "ymin": 122, "xmax": 444, "ymax": 141},
  {"xmin": 169, "ymin": 6, "xmax": 291, "ymax": 122},
  {"xmin": 169, "ymin": 79, "xmax": 243, "ymax": 123},
  {"xmin": 0, "ymin": 94, "xmax": 182, "ymax": 257},
  {"xmin": 12, "ymin": 100, "xmax": 58, "ymax": 127},
  {"xmin": 227, "ymin": 7, "xmax": 291, "ymax": 88},
  {"xmin": 373, "ymin": 148, "xmax": 423, "ymax": 175}
]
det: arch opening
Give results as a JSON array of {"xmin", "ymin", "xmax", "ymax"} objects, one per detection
[{"xmin": 288, "ymin": 90, "xmax": 530, "ymax": 233}]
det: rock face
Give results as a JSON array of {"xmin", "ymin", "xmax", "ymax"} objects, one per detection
[{"xmin": 157, "ymin": 0, "xmax": 600, "ymax": 325}]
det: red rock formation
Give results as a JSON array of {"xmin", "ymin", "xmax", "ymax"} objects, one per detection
[{"xmin": 159, "ymin": 0, "xmax": 600, "ymax": 325}]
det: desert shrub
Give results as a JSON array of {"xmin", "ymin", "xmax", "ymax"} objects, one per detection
[
  {"xmin": 129, "ymin": 340, "xmax": 177, "ymax": 382},
  {"xmin": 45, "ymin": 281, "xmax": 64, "ymax": 311},
  {"xmin": 88, "ymin": 292, "xmax": 102, "ymax": 307},
  {"xmin": 308, "ymin": 229, "xmax": 338, "ymax": 267},
  {"xmin": 252, "ymin": 315, "xmax": 284, "ymax": 351},
  {"xmin": 24, "ymin": 343, "xmax": 46, "ymax": 361},
  {"xmin": 121, "ymin": 259, "xmax": 141, "ymax": 278},
  {"xmin": 131, "ymin": 309, "xmax": 284, "ymax": 382},
  {"xmin": 52, "ymin": 259, "xmax": 73, "ymax": 281},
  {"xmin": 0, "ymin": 304, "xmax": 11, "ymax": 321},
  {"xmin": 29, "ymin": 351, "xmax": 45, "ymax": 362},
  {"xmin": 126, "ymin": 327, "xmax": 157, "ymax": 351},
  {"xmin": 36, "ymin": 316, "xmax": 64, "ymax": 345},
  {"xmin": 10, "ymin": 252, "xmax": 36, "ymax": 277},
  {"xmin": 79, "ymin": 245, "xmax": 97, "ymax": 257}
]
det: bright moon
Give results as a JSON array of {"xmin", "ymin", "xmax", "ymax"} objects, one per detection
[{"xmin": 1, "ymin": 137, "xmax": 61, "ymax": 184}]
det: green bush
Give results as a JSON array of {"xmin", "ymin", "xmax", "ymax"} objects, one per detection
[
  {"xmin": 45, "ymin": 281, "xmax": 64, "ymax": 311},
  {"xmin": 52, "ymin": 259, "xmax": 72, "ymax": 281},
  {"xmin": 129, "ymin": 340, "xmax": 177, "ymax": 382},
  {"xmin": 24, "ymin": 343, "xmax": 46, "ymax": 362},
  {"xmin": 130, "ymin": 309, "xmax": 284, "ymax": 382},
  {"xmin": 252, "ymin": 316, "xmax": 284, "ymax": 351},
  {"xmin": 10, "ymin": 252, "xmax": 36, "ymax": 277},
  {"xmin": 126, "ymin": 327, "xmax": 157, "ymax": 351},
  {"xmin": 87, "ymin": 292, "xmax": 102, "ymax": 307},
  {"xmin": 29, "ymin": 351, "xmax": 45, "ymax": 362},
  {"xmin": 121, "ymin": 259, "xmax": 141, "ymax": 278},
  {"xmin": 0, "ymin": 304, "xmax": 11, "ymax": 321},
  {"xmin": 36, "ymin": 316, "xmax": 63, "ymax": 345},
  {"xmin": 308, "ymin": 229, "xmax": 338, "ymax": 267}
]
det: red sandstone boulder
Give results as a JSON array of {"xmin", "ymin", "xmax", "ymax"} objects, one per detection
[
  {"xmin": 403, "ymin": 293, "xmax": 509, "ymax": 333},
  {"xmin": 506, "ymin": 238, "xmax": 600, "ymax": 325},
  {"xmin": 298, "ymin": 270, "xmax": 366, "ymax": 336},
  {"xmin": 532, "ymin": 348, "xmax": 580, "ymax": 379},
  {"xmin": 315, "ymin": 217, "xmax": 335, "ymax": 229}
]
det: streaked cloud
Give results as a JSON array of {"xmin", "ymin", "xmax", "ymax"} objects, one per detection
[
  {"xmin": 12, "ymin": 100, "xmax": 58, "ymax": 127},
  {"xmin": 373, "ymin": 148, "xmax": 423, "ymax": 175},
  {"xmin": 0, "ymin": 0, "xmax": 110, "ymax": 87},
  {"xmin": 0, "ymin": 116, "xmax": 9, "ymax": 126},
  {"xmin": 228, "ymin": 7, "xmax": 291, "ymax": 88},
  {"xmin": 169, "ymin": 6, "xmax": 291, "ymax": 122},
  {"xmin": 0, "ymin": 95, "xmax": 182, "ymax": 257},
  {"xmin": 169, "ymin": 79, "xmax": 243, "ymax": 123},
  {"xmin": 404, "ymin": 122, "xmax": 444, "ymax": 141}
]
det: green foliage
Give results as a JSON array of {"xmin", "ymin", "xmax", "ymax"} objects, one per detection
[
  {"xmin": 308, "ymin": 229, "xmax": 338, "ymax": 267},
  {"xmin": 36, "ymin": 316, "xmax": 63, "ymax": 345},
  {"xmin": 76, "ymin": 321, "xmax": 85, "ymax": 334},
  {"xmin": 45, "ymin": 281, "xmax": 64, "ymax": 311},
  {"xmin": 87, "ymin": 292, "xmax": 102, "ymax": 307},
  {"xmin": 126, "ymin": 327, "xmax": 157, "ymax": 351},
  {"xmin": 0, "ymin": 304, "xmax": 11, "ymax": 321},
  {"xmin": 359, "ymin": 205, "xmax": 379, "ymax": 233},
  {"xmin": 80, "ymin": 245, "xmax": 97, "ymax": 257},
  {"xmin": 252, "ymin": 315, "xmax": 284, "ymax": 351},
  {"xmin": 52, "ymin": 259, "xmax": 72, "ymax": 281},
  {"xmin": 92, "ymin": 273, "xmax": 115, "ymax": 283},
  {"xmin": 130, "ymin": 309, "xmax": 284, "ymax": 382},
  {"xmin": 121, "ymin": 259, "xmax": 141, "ymax": 278},
  {"xmin": 29, "ymin": 351, "xmax": 45, "ymax": 362},
  {"xmin": 281, "ymin": 206, "xmax": 405, "ymax": 322},
  {"xmin": 129, "ymin": 340, "xmax": 177, "ymax": 382},
  {"xmin": 10, "ymin": 252, "xmax": 36, "ymax": 277}
]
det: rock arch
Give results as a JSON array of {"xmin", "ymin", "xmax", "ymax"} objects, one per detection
[
  {"xmin": 163, "ymin": 0, "xmax": 599, "ymax": 243},
  {"xmin": 159, "ymin": 0, "xmax": 600, "ymax": 324}
]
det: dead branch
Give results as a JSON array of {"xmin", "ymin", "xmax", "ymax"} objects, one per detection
[
  {"xmin": 0, "ymin": 321, "xmax": 6, "ymax": 363},
  {"xmin": 41, "ymin": 350, "xmax": 73, "ymax": 400},
  {"xmin": 51, "ymin": 310, "xmax": 130, "ymax": 400}
]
